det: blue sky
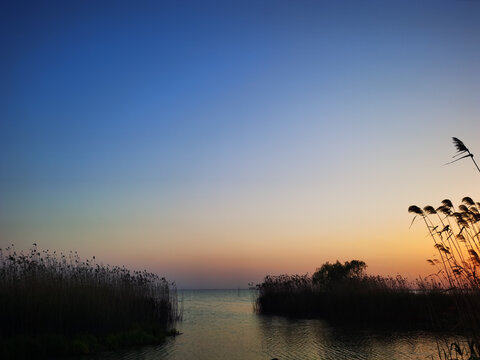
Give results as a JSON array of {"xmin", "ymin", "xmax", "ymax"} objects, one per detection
[{"xmin": 1, "ymin": 0, "xmax": 479, "ymax": 288}]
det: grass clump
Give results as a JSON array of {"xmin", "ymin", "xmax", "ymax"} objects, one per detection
[{"xmin": 0, "ymin": 244, "xmax": 181, "ymax": 359}]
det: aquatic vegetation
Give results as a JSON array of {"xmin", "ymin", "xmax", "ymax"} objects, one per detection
[
  {"xmin": 0, "ymin": 244, "xmax": 180, "ymax": 358},
  {"xmin": 255, "ymin": 263, "xmax": 456, "ymax": 329},
  {"xmin": 410, "ymin": 197, "xmax": 480, "ymax": 359},
  {"xmin": 406, "ymin": 137, "xmax": 480, "ymax": 359},
  {"xmin": 409, "ymin": 197, "xmax": 480, "ymax": 294},
  {"xmin": 445, "ymin": 137, "xmax": 480, "ymax": 173}
]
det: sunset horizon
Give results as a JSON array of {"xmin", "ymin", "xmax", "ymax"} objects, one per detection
[
  {"xmin": 3, "ymin": 2, "xmax": 480, "ymax": 359},
  {"xmin": 2, "ymin": 1, "xmax": 479, "ymax": 290}
]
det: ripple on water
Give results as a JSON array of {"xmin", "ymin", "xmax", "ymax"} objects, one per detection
[{"xmin": 75, "ymin": 289, "xmax": 458, "ymax": 360}]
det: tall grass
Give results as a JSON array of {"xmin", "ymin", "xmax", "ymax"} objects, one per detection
[
  {"xmin": 409, "ymin": 197, "xmax": 480, "ymax": 358},
  {"xmin": 255, "ymin": 267, "xmax": 456, "ymax": 330},
  {"xmin": 407, "ymin": 137, "xmax": 480, "ymax": 359},
  {"xmin": 445, "ymin": 137, "xmax": 480, "ymax": 173},
  {"xmin": 0, "ymin": 244, "xmax": 180, "ymax": 357}
]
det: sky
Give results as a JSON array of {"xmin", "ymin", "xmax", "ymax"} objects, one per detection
[{"xmin": 1, "ymin": 0, "xmax": 479, "ymax": 288}]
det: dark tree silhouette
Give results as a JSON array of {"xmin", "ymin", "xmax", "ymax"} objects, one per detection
[{"xmin": 312, "ymin": 260, "xmax": 366, "ymax": 289}]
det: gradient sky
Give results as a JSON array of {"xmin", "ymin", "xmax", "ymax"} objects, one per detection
[{"xmin": 1, "ymin": 0, "xmax": 479, "ymax": 288}]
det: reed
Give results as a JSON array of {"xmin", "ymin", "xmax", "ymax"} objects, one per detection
[
  {"xmin": 409, "ymin": 197, "xmax": 480, "ymax": 358},
  {"xmin": 445, "ymin": 137, "xmax": 480, "ymax": 174},
  {"xmin": 406, "ymin": 137, "xmax": 480, "ymax": 359},
  {"xmin": 0, "ymin": 244, "xmax": 180, "ymax": 358},
  {"xmin": 255, "ymin": 262, "xmax": 456, "ymax": 330}
]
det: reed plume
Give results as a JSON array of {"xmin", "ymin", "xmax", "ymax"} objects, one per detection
[{"xmin": 445, "ymin": 137, "xmax": 480, "ymax": 174}]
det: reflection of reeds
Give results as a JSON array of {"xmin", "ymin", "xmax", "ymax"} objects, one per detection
[{"xmin": 0, "ymin": 244, "xmax": 180, "ymax": 357}]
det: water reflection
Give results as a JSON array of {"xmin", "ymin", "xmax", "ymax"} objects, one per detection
[
  {"xmin": 257, "ymin": 315, "xmax": 443, "ymax": 360},
  {"xmin": 76, "ymin": 290, "xmax": 451, "ymax": 360}
]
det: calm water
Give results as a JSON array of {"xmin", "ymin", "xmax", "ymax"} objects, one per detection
[{"xmin": 80, "ymin": 289, "xmax": 452, "ymax": 360}]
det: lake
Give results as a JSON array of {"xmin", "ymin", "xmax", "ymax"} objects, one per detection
[{"xmin": 79, "ymin": 289, "xmax": 451, "ymax": 360}]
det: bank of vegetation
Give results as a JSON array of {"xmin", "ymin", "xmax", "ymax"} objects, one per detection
[
  {"xmin": 255, "ymin": 260, "xmax": 457, "ymax": 330},
  {"xmin": 0, "ymin": 244, "xmax": 180, "ymax": 359}
]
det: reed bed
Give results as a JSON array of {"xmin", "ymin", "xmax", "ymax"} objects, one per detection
[
  {"xmin": 255, "ymin": 266, "xmax": 456, "ymax": 329},
  {"xmin": 0, "ymin": 244, "xmax": 180, "ymax": 358},
  {"xmin": 409, "ymin": 196, "xmax": 480, "ymax": 358},
  {"xmin": 405, "ymin": 137, "xmax": 480, "ymax": 359}
]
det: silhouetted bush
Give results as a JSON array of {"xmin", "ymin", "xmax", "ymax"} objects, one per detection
[{"xmin": 312, "ymin": 260, "xmax": 366, "ymax": 289}]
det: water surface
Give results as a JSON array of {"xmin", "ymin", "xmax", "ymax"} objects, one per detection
[{"xmin": 81, "ymin": 289, "xmax": 451, "ymax": 360}]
